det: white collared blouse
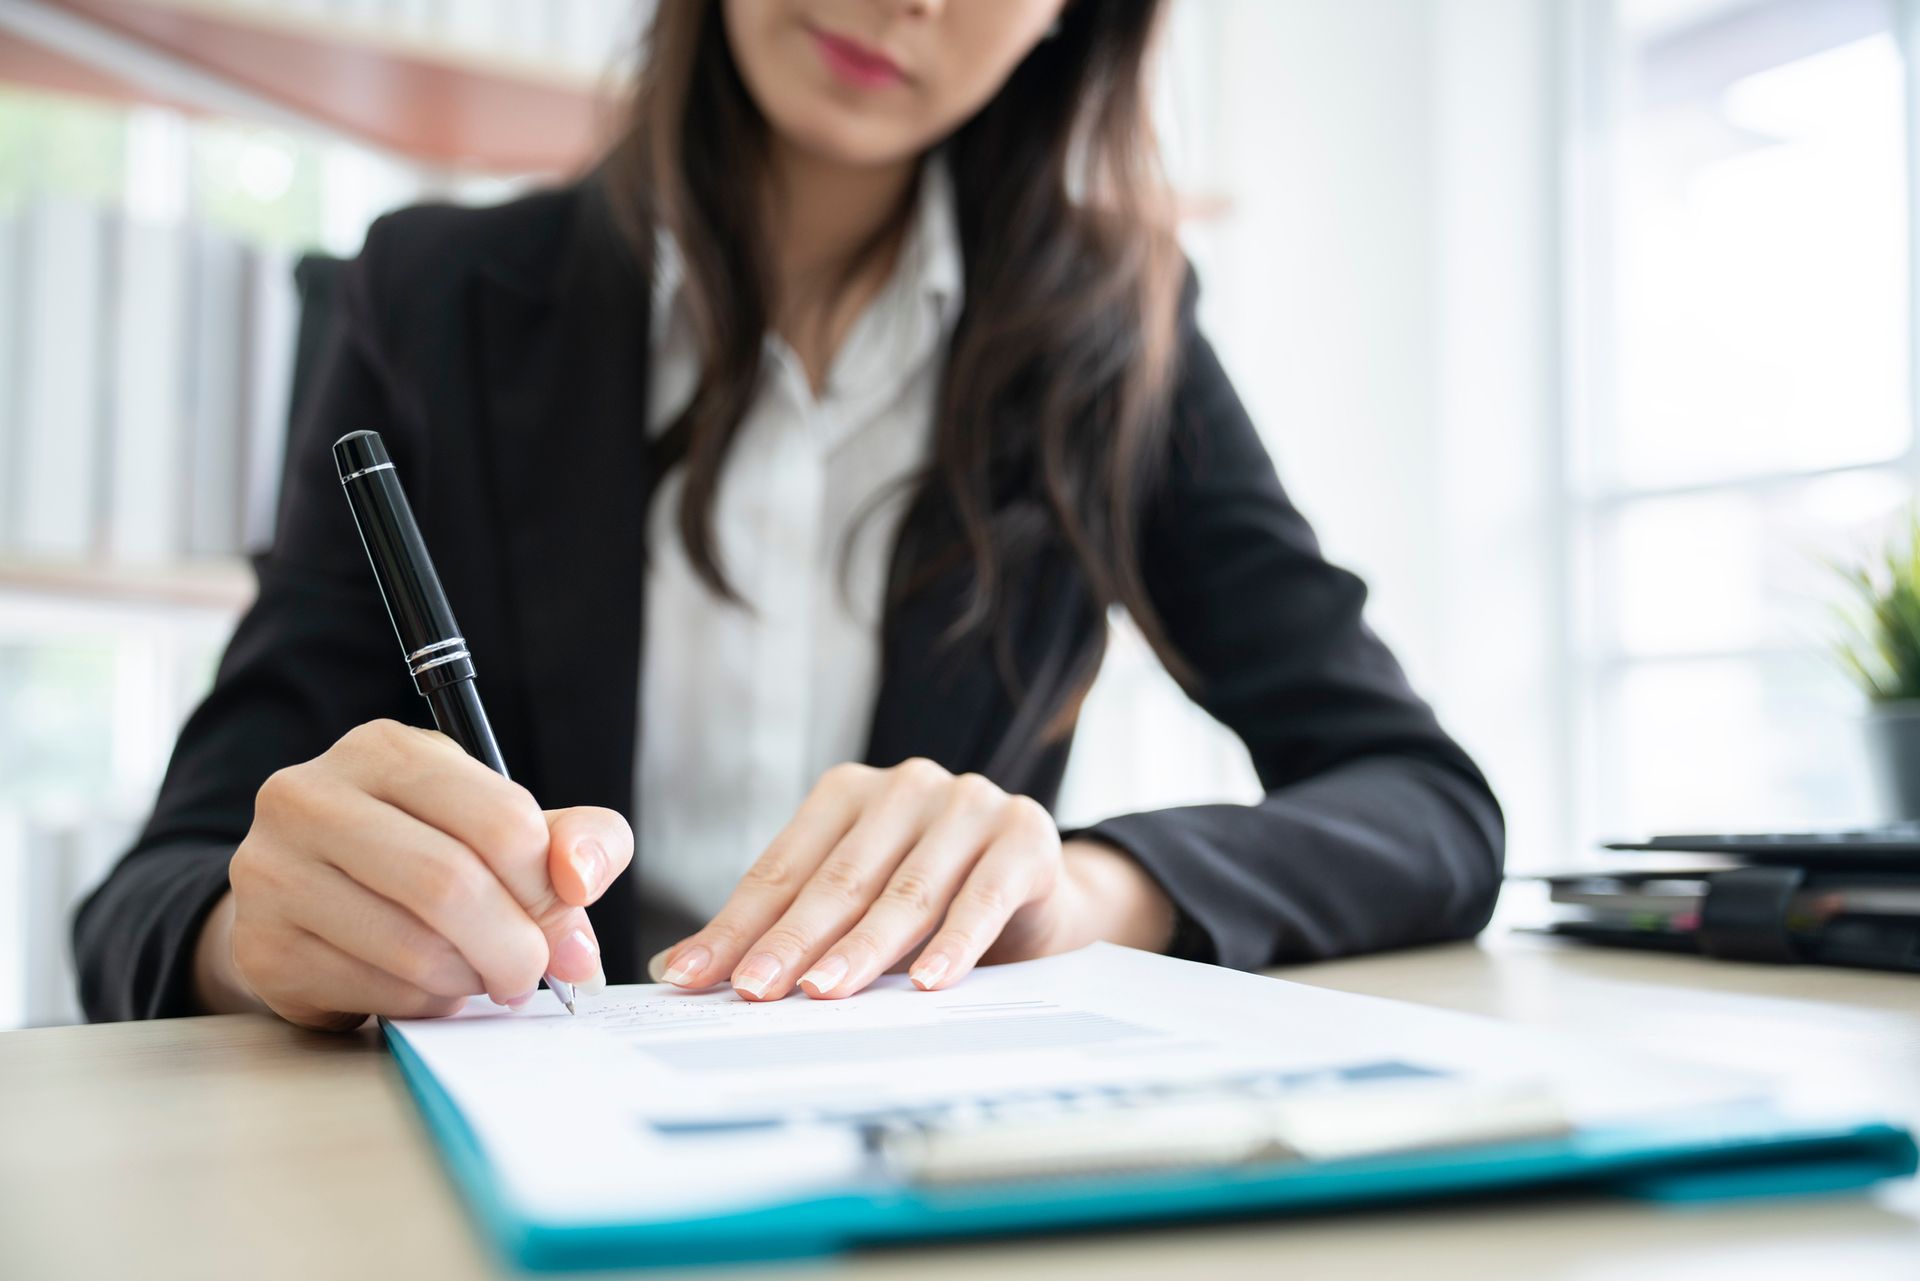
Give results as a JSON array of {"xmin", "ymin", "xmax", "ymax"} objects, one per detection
[{"xmin": 635, "ymin": 161, "xmax": 964, "ymax": 921}]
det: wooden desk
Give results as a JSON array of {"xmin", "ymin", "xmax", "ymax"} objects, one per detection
[{"xmin": 3, "ymin": 934, "xmax": 1916, "ymax": 1281}]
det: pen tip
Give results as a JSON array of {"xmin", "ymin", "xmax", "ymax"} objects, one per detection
[{"xmin": 565, "ymin": 997, "xmax": 577, "ymax": 1015}]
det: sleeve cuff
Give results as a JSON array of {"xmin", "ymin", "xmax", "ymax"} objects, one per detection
[
  {"xmin": 1062, "ymin": 819, "xmax": 1220, "ymax": 965},
  {"xmin": 73, "ymin": 842, "xmax": 235, "ymax": 1022}
]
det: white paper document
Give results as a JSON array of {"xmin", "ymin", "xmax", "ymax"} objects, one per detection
[{"xmin": 386, "ymin": 943, "xmax": 1760, "ymax": 1225}]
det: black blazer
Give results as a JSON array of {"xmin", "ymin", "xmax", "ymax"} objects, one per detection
[{"xmin": 74, "ymin": 180, "xmax": 1504, "ymax": 1022}]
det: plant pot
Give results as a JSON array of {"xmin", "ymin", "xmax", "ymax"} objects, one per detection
[{"xmin": 1865, "ymin": 700, "xmax": 1920, "ymax": 822}]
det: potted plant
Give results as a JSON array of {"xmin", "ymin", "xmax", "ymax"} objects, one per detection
[{"xmin": 1835, "ymin": 513, "xmax": 1920, "ymax": 822}]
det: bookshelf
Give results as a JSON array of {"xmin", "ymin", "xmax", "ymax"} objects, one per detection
[
  {"xmin": 0, "ymin": 557, "xmax": 254, "ymax": 612},
  {"xmin": 0, "ymin": 20, "xmax": 201, "ymax": 114},
  {"xmin": 0, "ymin": 2, "xmax": 619, "ymax": 619},
  {"xmin": 6, "ymin": 0, "xmax": 625, "ymax": 175}
]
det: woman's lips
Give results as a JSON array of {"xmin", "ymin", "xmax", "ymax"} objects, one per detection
[{"xmin": 808, "ymin": 26, "xmax": 906, "ymax": 89}]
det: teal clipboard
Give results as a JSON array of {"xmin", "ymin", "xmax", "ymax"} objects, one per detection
[{"xmin": 383, "ymin": 1025, "xmax": 1917, "ymax": 1272}]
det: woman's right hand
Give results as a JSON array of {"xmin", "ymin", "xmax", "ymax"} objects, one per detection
[{"xmin": 193, "ymin": 719, "xmax": 632, "ymax": 1031}]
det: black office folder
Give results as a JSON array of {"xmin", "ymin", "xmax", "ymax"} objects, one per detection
[{"xmin": 1532, "ymin": 865, "xmax": 1920, "ymax": 973}]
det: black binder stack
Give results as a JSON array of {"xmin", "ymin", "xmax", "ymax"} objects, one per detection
[{"xmin": 1533, "ymin": 830, "xmax": 1920, "ymax": 973}]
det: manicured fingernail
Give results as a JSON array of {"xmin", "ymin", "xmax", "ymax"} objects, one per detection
[
  {"xmin": 910, "ymin": 953, "xmax": 950, "ymax": 990},
  {"xmin": 572, "ymin": 968, "xmax": 606, "ymax": 998},
  {"xmin": 662, "ymin": 944, "xmax": 709, "ymax": 986},
  {"xmin": 733, "ymin": 953, "xmax": 783, "ymax": 999},
  {"xmin": 799, "ymin": 955, "xmax": 849, "ymax": 997},
  {"xmin": 647, "ymin": 948, "xmax": 673, "ymax": 982},
  {"xmin": 553, "ymin": 927, "xmax": 601, "ymax": 983},
  {"xmin": 568, "ymin": 838, "xmax": 608, "ymax": 896}
]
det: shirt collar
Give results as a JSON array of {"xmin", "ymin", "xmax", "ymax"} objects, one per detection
[
  {"xmin": 649, "ymin": 153, "xmax": 964, "ymax": 344},
  {"xmin": 907, "ymin": 154, "xmax": 964, "ymax": 331}
]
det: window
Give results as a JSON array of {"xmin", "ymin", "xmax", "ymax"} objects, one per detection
[{"xmin": 1570, "ymin": 0, "xmax": 1915, "ymax": 839}]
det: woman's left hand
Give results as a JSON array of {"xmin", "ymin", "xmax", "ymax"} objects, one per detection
[{"xmin": 648, "ymin": 758, "xmax": 1176, "ymax": 1000}]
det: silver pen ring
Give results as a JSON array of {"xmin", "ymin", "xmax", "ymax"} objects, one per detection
[
  {"xmin": 410, "ymin": 650, "xmax": 472, "ymax": 676},
  {"xmin": 406, "ymin": 637, "xmax": 467, "ymax": 664}
]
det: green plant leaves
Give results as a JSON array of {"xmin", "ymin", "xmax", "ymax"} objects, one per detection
[{"xmin": 1833, "ymin": 513, "xmax": 1920, "ymax": 703}]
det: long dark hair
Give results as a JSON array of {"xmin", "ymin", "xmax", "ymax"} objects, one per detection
[{"xmin": 604, "ymin": 0, "xmax": 1190, "ymax": 727}]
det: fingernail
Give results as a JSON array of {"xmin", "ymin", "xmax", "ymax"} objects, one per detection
[
  {"xmin": 573, "ymin": 966, "xmax": 607, "ymax": 998},
  {"xmin": 646, "ymin": 948, "xmax": 673, "ymax": 982},
  {"xmin": 733, "ymin": 953, "xmax": 783, "ymax": 1000},
  {"xmin": 910, "ymin": 953, "xmax": 950, "ymax": 990},
  {"xmin": 568, "ymin": 838, "xmax": 608, "ymax": 896},
  {"xmin": 662, "ymin": 944, "xmax": 709, "ymax": 987},
  {"xmin": 504, "ymin": 990, "xmax": 536, "ymax": 1009},
  {"xmin": 553, "ymin": 926, "xmax": 601, "ymax": 982},
  {"xmin": 799, "ymin": 955, "xmax": 849, "ymax": 997}
]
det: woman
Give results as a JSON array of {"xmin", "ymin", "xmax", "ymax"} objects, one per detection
[{"xmin": 75, "ymin": 0, "xmax": 1502, "ymax": 1029}]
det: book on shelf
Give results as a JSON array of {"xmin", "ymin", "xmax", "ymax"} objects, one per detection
[
  {"xmin": 184, "ymin": 226, "xmax": 250, "ymax": 560},
  {"xmin": 433, "ymin": 0, "xmax": 512, "ymax": 58},
  {"xmin": 242, "ymin": 244, "xmax": 298, "ymax": 555},
  {"xmin": 15, "ymin": 810, "xmax": 137, "ymax": 1029},
  {"xmin": 387, "ymin": 0, "xmax": 441, "ymax": 43},
  {"xmin": 142, "ymin": 0, "xmax": 634, "ymax": 79},
  {"xmin": 0, "ymin": 210, "xmax": 19, "ymax": 548},
  {"xmin": 107, "ymin": 213, "xmax": 191, "ymax": 565},
  {"xmin": 13, "ymin": 196, "xmax": 110, "ymax": 559}
]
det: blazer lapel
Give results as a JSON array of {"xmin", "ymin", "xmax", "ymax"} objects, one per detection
[
  {"xmin": 470, "ymin": 188, "xmax": 651, "ymax": 979},
  {"xmin": 864, "ymin": 559, "xmax": 1005, "ymax": 774},
  {"xmin": 865, "ymin": 526, "xmax": 1105, "ymax": 796}
]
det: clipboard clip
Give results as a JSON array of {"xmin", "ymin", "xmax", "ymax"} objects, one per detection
[{"xmin": 869, "ymin": 1077, "xmax": 1569, "ymax": 1186}]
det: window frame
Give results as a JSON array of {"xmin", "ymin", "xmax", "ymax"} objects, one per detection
[{"xmin": 1558, "ymin": 0, "xmax": 1920, "ymax": 845}]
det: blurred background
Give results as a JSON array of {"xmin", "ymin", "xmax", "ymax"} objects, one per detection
[{"xmin": 0, "ymin": 0, "xmax": 1911, "ymax": 1027}]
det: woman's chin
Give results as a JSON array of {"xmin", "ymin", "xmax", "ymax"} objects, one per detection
[{"xmin": 767, "ymin": 102, "xmax": 928, "ymax": 172}]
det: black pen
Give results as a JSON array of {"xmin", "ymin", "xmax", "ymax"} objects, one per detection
[{"xmin": 333, "ymin": 429, "xmax": 577, "ymax": 1014}]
